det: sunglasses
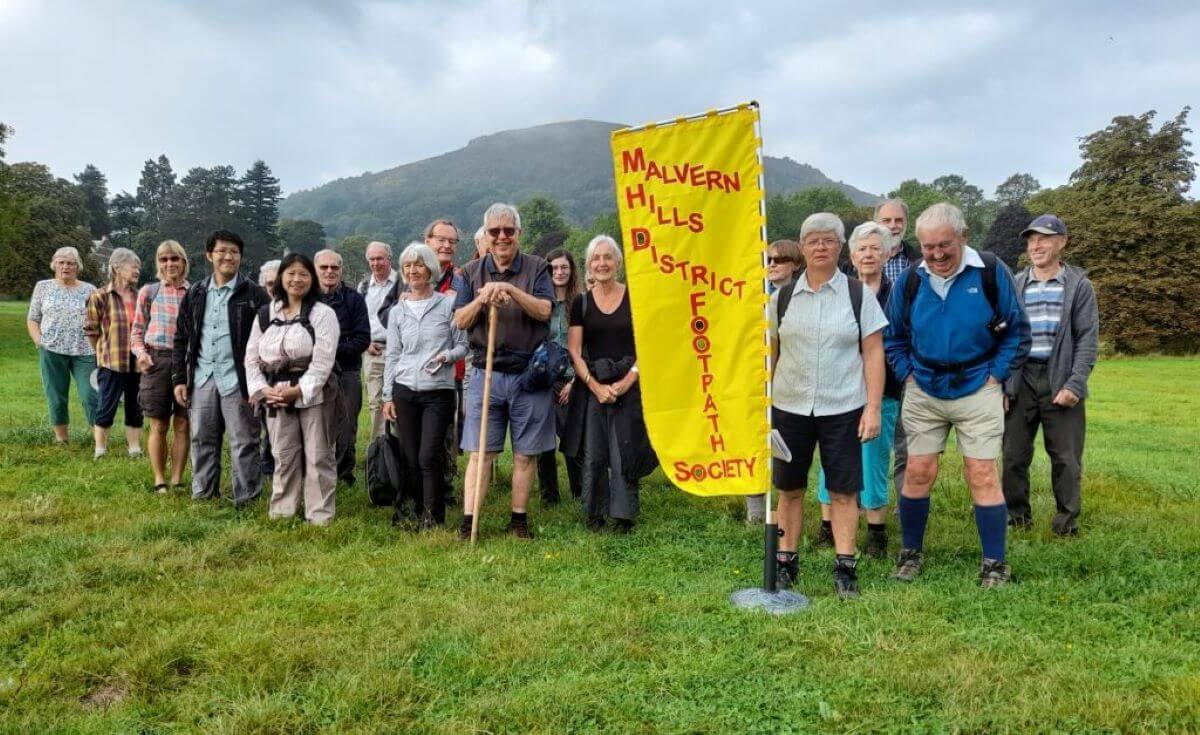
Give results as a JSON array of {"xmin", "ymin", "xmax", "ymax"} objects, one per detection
[
  {"xmin": 487, "ymin": 226, "xmax": 517, "ymax": 238},
  {"xmin": 767, "ymin": 256, "xmax": 793, "ymax": 265}
]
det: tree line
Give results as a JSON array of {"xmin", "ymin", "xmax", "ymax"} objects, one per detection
[{"xmin": 1, "ymin": 108, "xmax": 1195, "ymax": 353}]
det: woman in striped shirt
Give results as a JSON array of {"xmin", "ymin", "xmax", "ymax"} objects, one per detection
[{"xmin": 132, "ymin": 240, "xmax": 191, "ymax": 493}]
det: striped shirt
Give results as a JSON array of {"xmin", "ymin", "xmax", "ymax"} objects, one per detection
[
  {"xmin": 1023, "ymin": 268, "xmax": 1065, "ymax": 361},
  {"xmin": 84, "ymin": 285, "xmax": 138, "ymax": 372},
  {"xmin": 131, "ymin": 281, "xmax": 189, "ymax": 356}
]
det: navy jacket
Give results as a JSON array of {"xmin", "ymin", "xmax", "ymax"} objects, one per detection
[{"xmin": 320, "ymin": 282, "xmax": 371, "ymax": 372}]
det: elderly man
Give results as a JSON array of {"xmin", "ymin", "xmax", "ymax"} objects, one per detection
[
  {"xmin": 357, "ymin": 241, "xmax": 398, "ymax": 439},
  {"xmin": 1003, "ymin": 215, "xmax": 1098, "ymax": 537},
  {"xmin": 173, "ymin": 230, "xmax": 270, "ymax": 507},
  {"xmin": 453, "ymin": 203, "xmax": 555, "ymax": 540},
  {"xmin": 884, "ymin": 203, "xmax": 1030, "ymax": 588},
  {"xmin": 315, "ymin": 249, "xmax": 371, "ymax": 485}
]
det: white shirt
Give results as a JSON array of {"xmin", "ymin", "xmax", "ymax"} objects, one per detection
[
  {"xmin": 769, "ymin": 269, "xmax": 888, "ymax": 416},
  {"xmin": 244, "ymin": 300, "xmax": 341, "ymax": 407},
  {"xmin": 918, "ymin": 245, "xmax": 985, "ymax": 300},
  {"xmin": 364, "ymin": 269, "xmax": 398, "ymax": 342}
]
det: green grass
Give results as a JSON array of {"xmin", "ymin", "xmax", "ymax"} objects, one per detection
[{"xmin": 1, "ymin": 300, "xmax": 1198, "ymax": 733}]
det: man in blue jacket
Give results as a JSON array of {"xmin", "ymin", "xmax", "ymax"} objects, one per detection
[
  {"xmin": 884, "ymin": 203, "xmax": 1031, "ymax": 588},
  {"xmin": 315, "ymin": 249, "xmax": 371, "ymax": 485}
]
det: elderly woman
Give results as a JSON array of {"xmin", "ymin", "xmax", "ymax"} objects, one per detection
[
  {"xmin": 537, "ymin": 247, "xmax": 583, "ymax": 505},
  {"xmin": 813, "ymin": 222, "xmax": 904, "ymax": 557},
  {"xmin": 27, "ymin": 246, "xmax": 98, "ymax": 442},
  {"xmin": 259, "ymin": 259, "xmax": 281, "ymax": 294},
  {"xmin": 245, "ymin": 253, "xmax": 341, "ymax": 525},
  {"xmin": 131, "ymin": 240, "xmax": 191, "ymax": 492},
  {"xmin": 256, "ymin": 258, "xmax": 281, "ymax": 477},
  {"xmin": 563, "ymin": 235, "xmax": 656, "ymax": 533},
  {"xmin": 770, "ymin": 213, "xmax": 888, "ymax": 599},
  {"xmin": 85, "ymin": 248, "xmax": 144, "ymax": 460},
  {"xmin": 381, "ymin": 243, "xmax": 468, "ymax": 529}
]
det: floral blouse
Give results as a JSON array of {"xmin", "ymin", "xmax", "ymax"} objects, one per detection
[{"xmin": 28, "ymin": 279, "xmax": 96, "ymax": 356}]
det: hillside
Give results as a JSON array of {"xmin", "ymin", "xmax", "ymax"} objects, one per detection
[{"xmin": 280, "ymin": 119, "xmax": 878, "ymax": 247}]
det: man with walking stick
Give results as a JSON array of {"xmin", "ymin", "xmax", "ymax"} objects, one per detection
[{"xmin": 453, "ymin": 203, "xmax": 555, "ymax": 540}]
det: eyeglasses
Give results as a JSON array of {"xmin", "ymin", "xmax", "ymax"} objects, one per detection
[
  {"xmin": 803, "ymin": 237, "xmax": 839, "ymax": 249},
  {"xmin": 317, "ymin": 264, "xmax": 341, "ymax": 271},
  {"xmin": 429, "ymin": 236, "xmax": 459, "ymax": 246},
  {"xmin": 487, "ymin": 226, "xmax": 517, "ymax": 238},
  {"xmin": 767, "ymin": 256, "xmax": 793, "ymax": 265},
  {"xmin": 158, "ymin": 256, "xmax": 182, "ymax": 263},
  {"xmin": 211, "ymin": 248, "xmax": 240, "ymax": 257}
]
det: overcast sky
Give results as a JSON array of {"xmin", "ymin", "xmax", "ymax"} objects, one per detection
[{"xmin": 3, "ymin": 0, "xmax": 1197, "ymax": 199}]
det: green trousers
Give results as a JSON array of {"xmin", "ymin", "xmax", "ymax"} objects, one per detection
[{"xmin": 39, "ymin": 347, "xmax": 98, "ymax": 427}]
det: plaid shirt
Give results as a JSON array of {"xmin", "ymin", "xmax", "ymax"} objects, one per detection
[
  {"xmin": 131, "ymin": 280, "xmax": 189, "ymax": 356},
  {"xmin": 85, "ymin": 285, "xmax": 138, "ymax": 372},
  {"xmin": 883, "ymin": 247, "xmax": 911, "ymax": 283}
]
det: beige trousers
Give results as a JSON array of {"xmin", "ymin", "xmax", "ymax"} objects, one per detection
[
  {"xmin": 363, "ymin": 350, "xmax": 386, "ymax": 440},
  {"xmin": 267, "ymin": 401, "xmax": 337, "ymax": 524}
]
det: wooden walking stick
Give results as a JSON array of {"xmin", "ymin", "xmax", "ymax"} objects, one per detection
[{"xmin": 470, "ymin": 303, "xmax": 500, "ymax": 544}]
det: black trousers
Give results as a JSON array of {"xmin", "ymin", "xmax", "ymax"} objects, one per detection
[
  {"xmin": 537, "ymin": 398, "xmax": 581, "ymax": 501},
  {"xmin": 1002, "ymin": 362, "xmax": 1086, "ymax": 533},
  {"xmin": 336, "ymin": 369, "xmax": 362, "ymax": 481},
  {"xmin": 392, "ymin": 385, "xmax": 455, "ymax": 523}
]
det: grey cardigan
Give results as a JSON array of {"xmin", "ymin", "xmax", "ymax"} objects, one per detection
[
  {"xmin": 1004, "ymin": 263, "xmax": 1099, "ymax": 399},
  {"xmin": 382, "ymin": 291, "xmax": 468, "ymax": 398}
]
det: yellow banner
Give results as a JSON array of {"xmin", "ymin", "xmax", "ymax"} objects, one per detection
[{"xmin": 610, "ymin": 105, "xmax": 769, "ymax": 496}]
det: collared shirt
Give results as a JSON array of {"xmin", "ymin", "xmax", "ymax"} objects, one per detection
[
  {"xmin": 884, "ymin": 244, "xmax": 911, "ymax": 283},
  {"xmin": 364, "ymin": 269, "xmax": 398, "ymax": 342},
  {"xmin": 244, "ymin": 300, "xmax": 340, "ymax": 407},
  {"xmin": 28, "ymin": 279, "xmax": 96, "ymax": 356},
  {"xmin": 1023, "ymin": 265, "xmax": 1065, "ymax": 361},
  {"xmin": 769, "ymin": 269, "xmax": 889, "ymax": 416},
  {"xmin": 131, "ymin": 280, "xmax": 189, "ymax": 356},
  {"xmin": 84, "ymin": 284, "xmax": 138, "ymax": 372},
  {"xmin": 918, "ymin": 245, "xmax": 985, "ymax": 300},
  {"xmin": 194, "ymin": 275, "xmax": 241, "ymax": 396}
]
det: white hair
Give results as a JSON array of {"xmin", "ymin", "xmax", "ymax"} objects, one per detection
[
  {"xmin": 799, "ymin": 212, "xmax": 845, "ymax": 244},
  {"xmin": 873, "ymin": 197, "xmax": 909, "ymax": 222},
  {"xmin": 914, "ymin": 202, "xmax": 967, "ymax": 237},
  {"xmin": 50, "ymin": 246, "xmax": 82, "ymax": 270},
  {"xmin": 848, "ymin": 221, "xmax": 893, "ymax": 251},
  {"xmin": 106, "ymin": 247, "xmax": 141, "ymax": 284},
  {"xmin": 474, "ymin": 226, "xmax": 485, "ymax": 243},
  {"xmin": 313, "ymin": 249, "xmax": 343, "ymax": 267},
  {"xmin": 482, "ymin": 202, "xmax": 521, "ymax": 230},
  {"xmin": 398, "ymin": 242, "xmax": 443, "ymax": 284},
  {"xmin": 365, "ymin": 241, "xmax": 392, "ymax": 259},
  {"xmin": 258, "ymin": 259, "xmax": 281, "ymax": 287},
  {"xmin": 585, "ymin": 235, "xmax": 623, "ymax": 272}
]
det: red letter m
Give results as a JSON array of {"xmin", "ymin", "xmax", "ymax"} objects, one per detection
[{"xmin": 621, "ymin": 147, "xmax": 646, "ymax": 174}]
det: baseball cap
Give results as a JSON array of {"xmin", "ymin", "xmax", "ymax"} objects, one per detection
[{"xmin": 1021, "ymin": 214, "xmax": 1067, "ymax": 238}]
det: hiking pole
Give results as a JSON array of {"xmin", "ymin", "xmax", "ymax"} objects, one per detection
[{"xmin": 470, "ymin": 303, "xmax": 500, "ymax": 544}]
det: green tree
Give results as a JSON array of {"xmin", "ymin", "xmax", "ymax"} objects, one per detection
[
  {"xmin": 765, "ymin": 187, "xmax": 856, "ymax": 241},
  {"xmin": 236, "ymin": 160, "xmax": 281, "ymax": 248},
  {"xmin": 994, "ymin": 173, "xmax": 1042, "ymax": 206},
  {"xmin": 108, "ymin": 191, "xmax": 141, "ymax": 250},
  {"xmin": 73, "ymin": 164, "xmax": 111, "ymax": 238},
  {"xmin": 0, "ymin": 162, "xmax": 94, "ymax": 295},
  {"xmin": 279, "ymin": 218, "xmax": 327, "ymax": 257},
  {"xmin": 562, "ymin": 211, "xmax": 622, "ymax": 263},
  {"xmin": 1027, "ymin": 108, "xmax": 1200, "ymax": 353},
  {"xmin": 980, "ymin": 202, "xmax": 1033, "ymax": 270},
  {"xmin": 518, "ymin": 196, "xmax": 569, "ymax": 255},
  {"xmin": 136, "ymin": 155, "xmax": 176, "ymax": 230},
  {"xmin": 337, "ymin": 234, "xmax": 373, "ymax": 286}
]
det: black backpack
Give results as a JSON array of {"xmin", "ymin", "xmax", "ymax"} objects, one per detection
[
  {"xmin": 776, "ymin": 276, "xmax": 865, "ymax": 351},
  {"xmin": 365, "ymin": 427, "xmax": 405, "ymax": 507},
  {"xmin": 899, "ymin": 250, "xmax": 1008, "ymax": 337}
]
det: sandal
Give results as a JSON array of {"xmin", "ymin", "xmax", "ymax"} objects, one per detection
[{"xmin": 153, "ymin": 483, "xmax": 169, "ymax": 495}]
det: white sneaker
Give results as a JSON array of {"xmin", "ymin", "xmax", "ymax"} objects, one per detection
[
  {"xmin": 127, "ymin": 446, "xmax": 143, "ymax": 459},
  {"xmin": 93, "ymin": 446, "xmax": 108, "ymax": 460}
]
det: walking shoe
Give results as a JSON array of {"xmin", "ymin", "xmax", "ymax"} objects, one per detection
[
  {"xmin": 541, "ymin": 491, "xmax": 560, "ymax": 507},
  {"xmin": 775, "ymin": 553, "xmax": 799, "ymax": 590},
  {"xmin": 612, "ymin": 518, "xmax": 634, "ymax": 534},
  {"xmin": 458, "ymin": 515, "xmax": 474, "ymax": 541},
  {"xmin": 586, "ymin": 515, "xmax": 606, "ymax": 532},
  {"xmin": 865, "ymin": 527, "xmax": 888, "ymax": 559},
  {"xmin": 979, "ymin": 558, "xmax": 1012, "ymax": 588},
  {"xmin": 814, "ymin": 522, "xmax": 834, "ymax": 548},
  {"xmin": 890, "ymin": 548, "xmax": 924, "ymax": 582},
  {"xmin": 506, "ymin": 517, "xmax": 534, "ymax": 540},
  {"xmin": 833, "ymin": 556, "xmax": 860, "ymax": 600},
  {"xmin": 127, "ymin": 446, "xmax": 143, "ymax": 459},
  {"xmin": 1008, "ymin": 516, "xmax": 1033, "ymax": 531},
  {"xmin": 93, "ymin": 446, "xmax": 107, "ymax": 460}
]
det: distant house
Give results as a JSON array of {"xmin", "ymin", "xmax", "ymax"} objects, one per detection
[{"xmin": 91, "ymin": 236, "xmax": 113, "ymax": 267}]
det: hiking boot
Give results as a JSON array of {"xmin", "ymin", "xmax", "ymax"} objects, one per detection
[
  {"xmin": 775, "ymin": 553, "xmax": 799, "ymax": 590},
  {"xmin": 506, "ymin": 517, "xmax": 534, "ymax": 540},
  {"xmin": 458, "ymin": 515, "xmax": 474, "ymax": 541},
  {"xmin": 833, "ymin": 557, "xmax": 860, "ymax": 600},
  {"xmin": 865, "ymin": 527, "xmax": 888, "ymax": 559},
  {"xmin": 612, "ymin": 518, "xmax": 634, "ymax": 534},
  {"xmin": 814, "ymin": 523, "xmax": 834, "ymax": 548},
  {"xmin": 586, "ymin": 515, "xmax": 606, "ymax": 532},
  {"xmin": 890, "ymin": 548, "xmax": 924, "ymax": 582},
  {"xmin": 979, "ymin": 558, "xmax": 1012, "ymax": 588}
]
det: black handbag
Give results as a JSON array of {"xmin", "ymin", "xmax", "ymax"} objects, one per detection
[{"xmin": 365, "ymin": 423, "xmax": 405, "ymax": 507}]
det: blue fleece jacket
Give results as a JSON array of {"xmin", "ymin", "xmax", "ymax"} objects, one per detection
[{"xmin": 885, "ymin": 261, "xmax": 1030, "ymax": 400}]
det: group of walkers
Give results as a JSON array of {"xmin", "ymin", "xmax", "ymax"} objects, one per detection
[{"xmin": 26, "ymin": 197, "xmax": 1096, "ymax": 597}]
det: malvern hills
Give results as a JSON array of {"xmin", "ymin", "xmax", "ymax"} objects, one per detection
[{"xmin": 280, "ymin": 119, "xmax": 878, "ymax": 245}]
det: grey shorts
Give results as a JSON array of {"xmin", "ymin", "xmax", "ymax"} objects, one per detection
[{"xmin": 460, "ymin": 370, "xmax": 555, "ymax": 456}]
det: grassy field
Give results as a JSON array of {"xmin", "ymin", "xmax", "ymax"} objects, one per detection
[{"xmin": 1, "ymin": 300, "xmax": 1198, "ymax": 733}]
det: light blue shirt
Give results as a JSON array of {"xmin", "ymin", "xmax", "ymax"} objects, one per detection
[
  {"xmin": 918, "ymin": 245, "xmax": 985, "ymax": 300},
  {"xmin": 194, "ymin": 274, "xmax": 241, "ymax": 396}
]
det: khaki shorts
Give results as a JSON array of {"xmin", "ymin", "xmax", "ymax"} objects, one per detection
[{"xmin": 902, "ymin": 380, "xmax": 1004, "ymax": 459}]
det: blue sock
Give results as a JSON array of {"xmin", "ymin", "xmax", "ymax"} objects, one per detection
[
  {"xmin": 898, "ymin": 495, "xmax": 930, "ymax": 551},
  {"xmin": 974, "ymin": 503, "xmax": 1008, "ymax": 562}
]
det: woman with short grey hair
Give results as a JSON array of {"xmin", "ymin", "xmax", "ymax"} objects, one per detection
[
  {"xmin": 27, "ymin": 246, "xmax": 98, "ymax": 443},
  {"xmin": 84, "ymin": 247, "xmax": 144, "ymax": 459},
  {"xmin": 381, "ymin": 243, "xmax": 468, "ymax": 529}
]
